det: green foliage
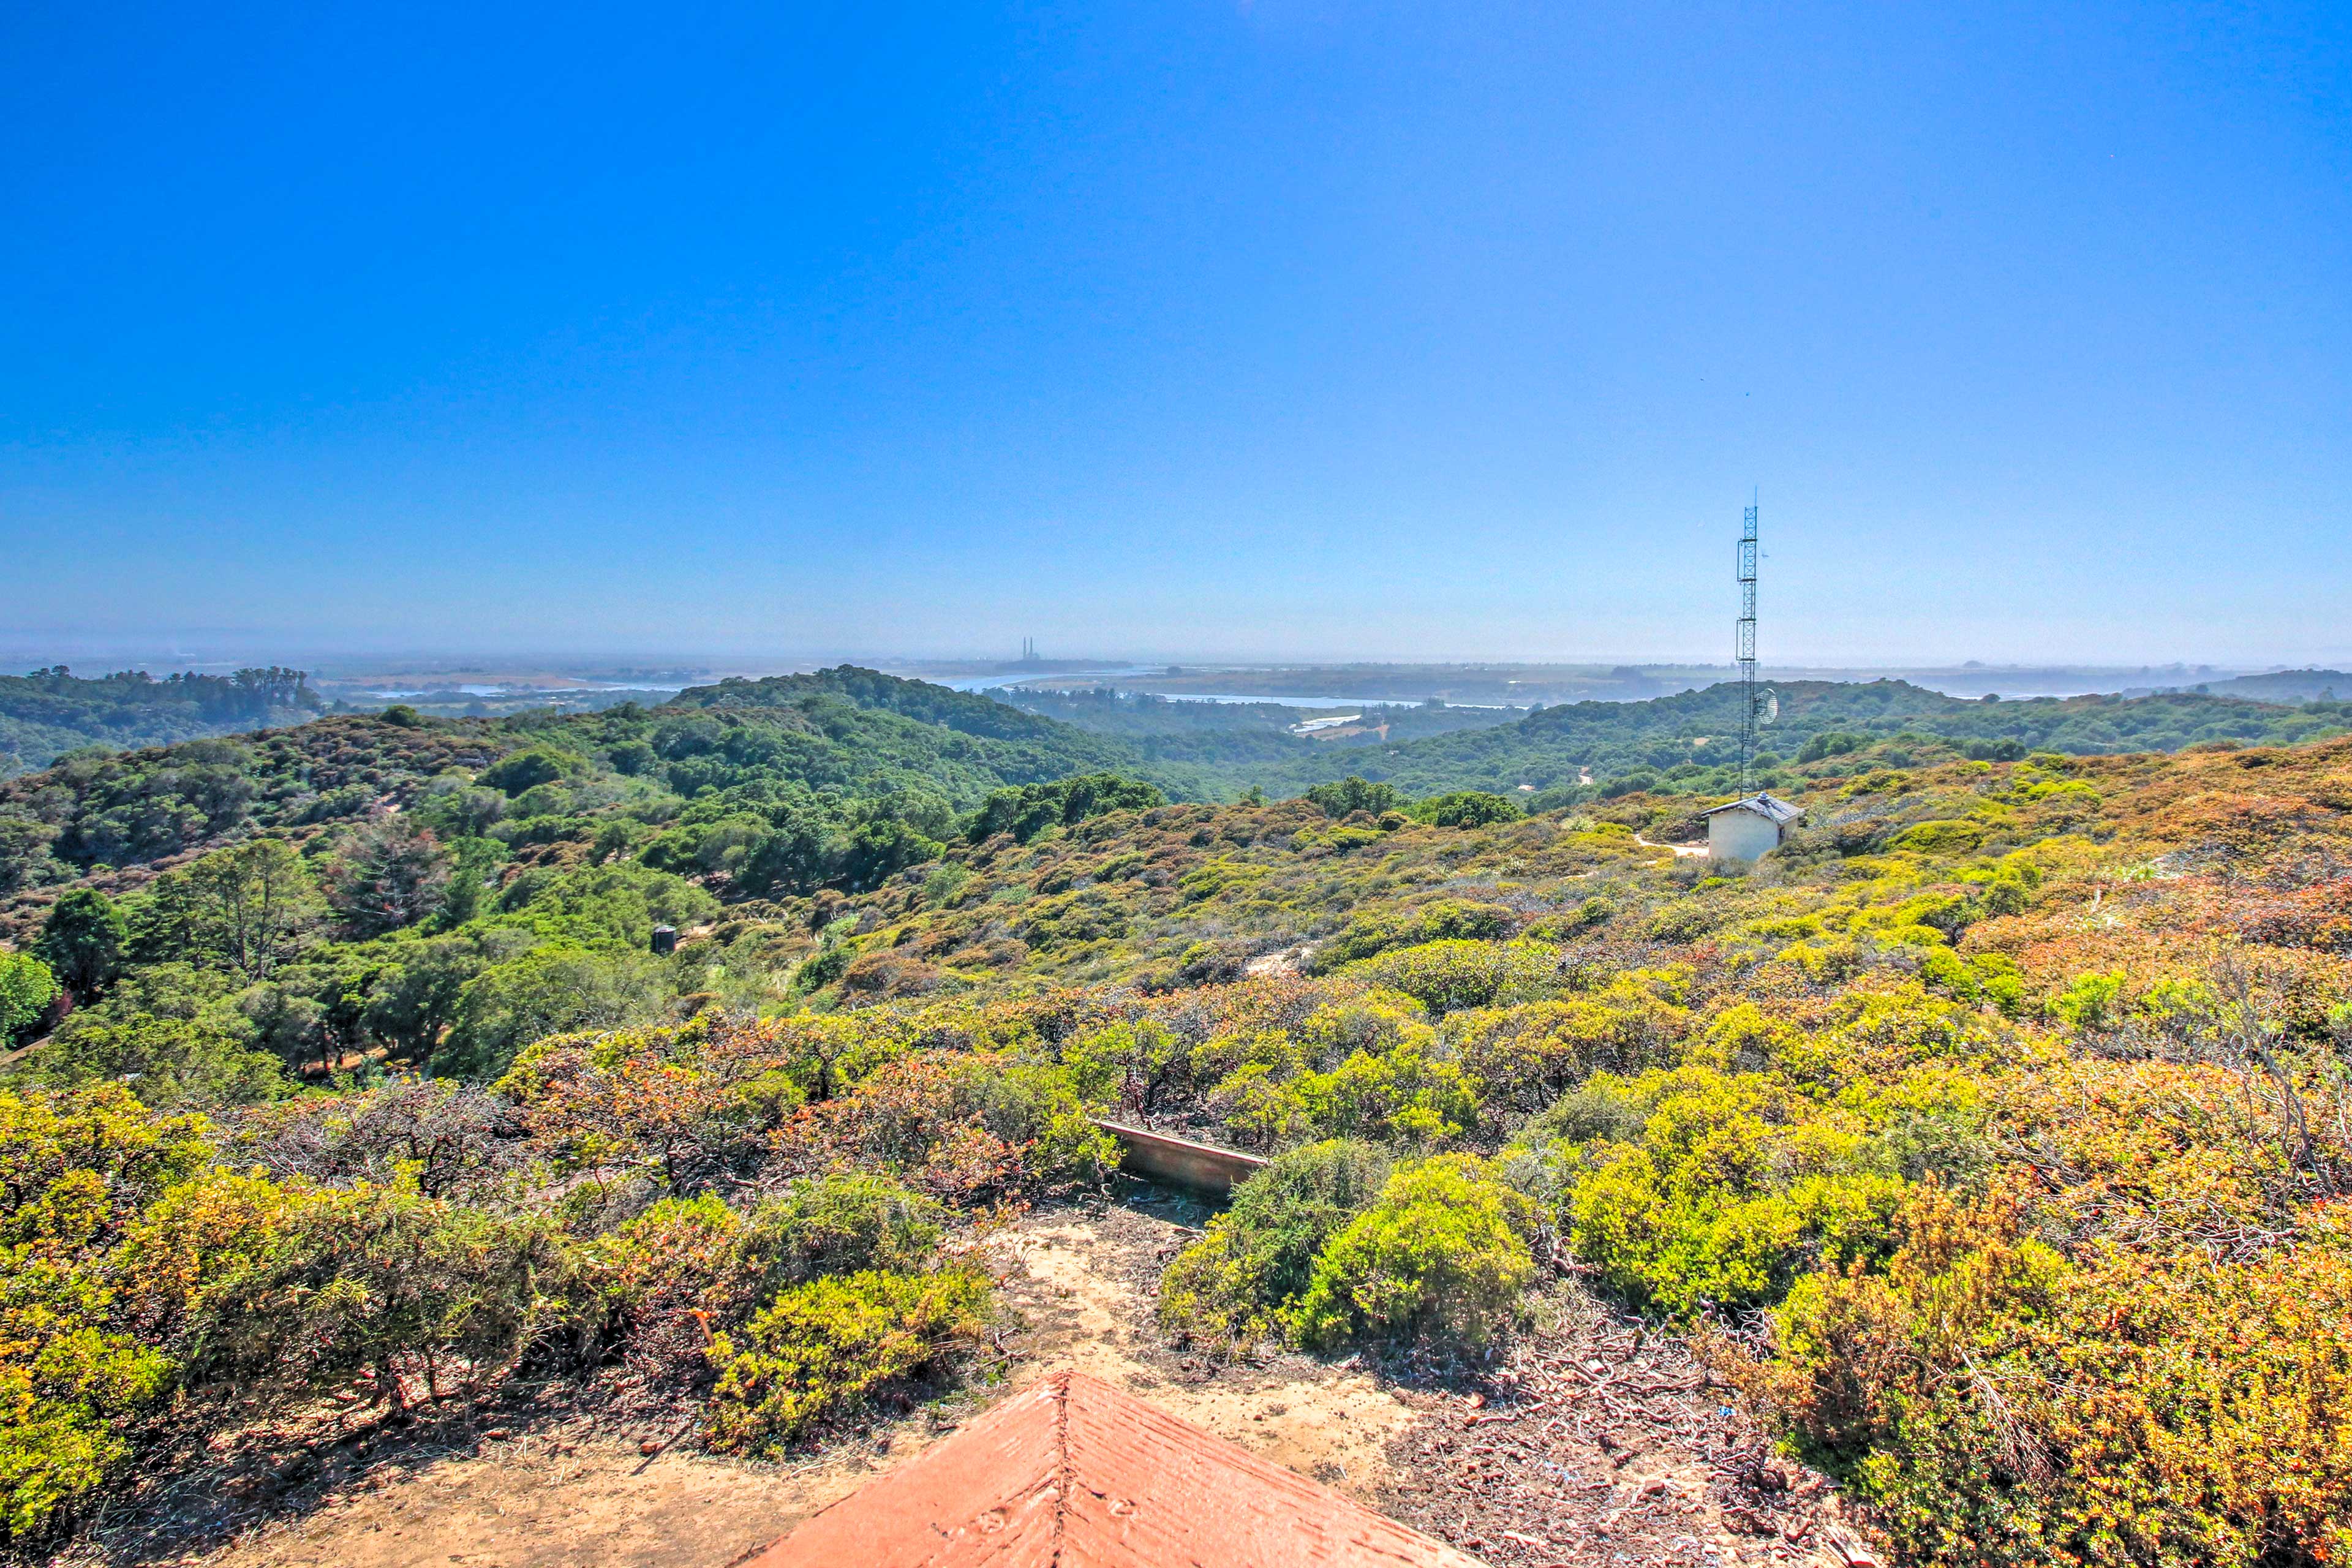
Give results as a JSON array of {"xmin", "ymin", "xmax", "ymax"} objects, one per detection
[
  {"xmin": 1239, "ymin": 679, "xmax": 2347, "ymax": 801},
  {"xmin": 9, "ymin": 1011, "xmax": 287, "ymax": 1107},
  {"xmin": 1450, "ymin": 974, "xmax": 1691, "ymax": 1112},
  {"xmin": 1311, "ymin": 899, "xmax": 1515, "ymax": 971},
  {"xmin": 947, "ymin": 1058, "xmax": 1120, "ymax": 1190},
  {"xmin": 177, "ymin": 1178, "xmax": 570, "ymax": 1405},
  {"xmin": 1553, "ymin": 1068, "xmax": 1905, "ymax": 1315},
  {"xmin": 440, "ymin": 945, "xmax": 672, "ymax": 1079},
  {"xmin": 1408, "ymin": 790, "xmax": 1522, "ymax": 828},
  {"xmin": 488, "ymin": 861, "xmax": 718, "ymax": 949},
  {"xmin": 1303, "ymin": 775, "xmax": 1404, "ymax": 818},
  {"xmin": 0, "ymin": 952, "xmax": 59, "ymax": 1039},
  {"xmin": 1736, "ymin": 1185, "xmax": 2352, "ymax": 1567},
  {"xmin": 567, "ymin": 1193, "xmax": 743, "ymax": 1367},
  {"xmin": 1341, "ymin": 938, "xmax": 1564, "ymax": 1014},
  {"xmin": 2048, "ymin": 968, "xmax": 2126, "ymax": 1030},
  {"xmin": 702, "ymin": 1267, "xmax": 991, "ymax": 1452},
  {"xmin": 34, "ymin": 889, "xmax": 127, "ymax": 997},
  {"xmin": 730, "ymin": 1174, "xmax": 945, "ymax": 1298},
  {"xmin": 1284, "ymin": 1035, "xmax": 1479, "ymax": 1147},
  {"xmin": 6, "ymin": 666, "xmax": 2352, "ymax": 1556},
  {"xmin": 128, "ymin": 839, "xmax": 322, "ymax": 981},
  {"xmin": 1157, "ymin": 1139, "xmax": 1390, "ymax": 1350},
  {"xmin": 0, "ymin": 1086, "xmax": 213, "ymax": 1540},
  {"xmin": 965, "ymin": 772, "xmax": 1164, "ymax": 843},
  {"xmin": 477, "ymin": 745, "xmax": 582, "ymax": 796},
  {"xmin": 1293, "ymin": 1154, "xmax": 1537, "ymax": 1350},
  {"xmin": 1062, "ymin": 1017, "xmax": 1185, "ymax": 1110},
  {"xmin": 0, "ymin": 665, "xmax": 322, "ymax": 780}
]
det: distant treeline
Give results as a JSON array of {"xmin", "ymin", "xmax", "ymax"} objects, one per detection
[
  {"xmin": 998, "ymin": 674, "xmax": 2352, "ymax": 802},
  {"xmin": 0, "ymin": 666, "xmax": 323, "ymax": 778}
]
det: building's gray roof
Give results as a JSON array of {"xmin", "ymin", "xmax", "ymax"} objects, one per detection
[{"xmin": 1698, "ymin": 791, "xmax": 1805, "ymax": 824}]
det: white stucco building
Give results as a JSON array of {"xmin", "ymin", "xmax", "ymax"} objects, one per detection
[{"xmin": 1700, "ymin": 792, "xmax": 1803, "ymax": 860}]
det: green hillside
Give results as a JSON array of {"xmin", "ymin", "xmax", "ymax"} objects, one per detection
[
  {"xmin": 4, "ymin": 698, "xmax": 2350, "ymax": 1563},
  {"xmin": 997, "ymin": 687, "xmax": 1525, "ymax": 769},
  {"xmin": 2177, "ymin": 667, "xmax": 2352, "ymax": 704},
  {"xmin": 0, "ymin": 668, "xmax": 1192, "ymax": 916},
  {"xmin": 4, "ymin": 662, "xmax": 2352, "ymax": 1562},
  {"xmin": 0, "ymin": 666, "xmax": 325, "ymax": 778},
  {"xmin": 1236, "ymin": 678, "xmax": 2352, "ymax": 800}
]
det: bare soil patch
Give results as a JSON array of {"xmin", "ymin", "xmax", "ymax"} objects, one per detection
[
  {"xmin": 53, "ymin": 1186, "xmax": 1872, "ymax": 1568},
  {"xmin": 1376, "ymin": 1291, "xmax": 1863, "ymax": 1568}
]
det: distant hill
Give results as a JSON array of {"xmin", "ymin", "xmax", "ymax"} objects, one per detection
[
  {"xmin": 996, "ymin": 687, "xmax": 1523, "ymax": 768},
  {"xmin": 0, "ymin": 667, "xmax": 1203, "ymax": 911},
  {"xmin": 6, "ymin": 667, "xmax": 2344, "ymax": 917},
  {"xmin": 0, "ymin": 666, "xmax": 324, "ymax": 778},
  {"xmin": 672, "ymin": 665, "xmax": 1119, "ymax": 746},
  {"xmin": 1232, "ymin": 678, "xmax": 2352, "ymax": 799},
  {"xmin": 2160, "ymin": 669, "xmax": 2352, "ymax": 704}
]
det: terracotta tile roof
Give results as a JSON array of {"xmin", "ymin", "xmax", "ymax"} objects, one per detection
[{"xmin": 739, "ymin": 1370, "xmax": 1488, "ymax": 1567}]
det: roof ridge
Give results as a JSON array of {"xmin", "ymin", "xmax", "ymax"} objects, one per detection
[{"xmin": 1047, "ymin": 1369, "xmax": 1075, "ymax": 1566}]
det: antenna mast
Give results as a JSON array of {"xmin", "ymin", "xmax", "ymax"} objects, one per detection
[{"xmin": 1737, "ymin": 499, "xmax": 1759, "ymax": 793}]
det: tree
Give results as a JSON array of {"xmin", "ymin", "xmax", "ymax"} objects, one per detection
[
  {"xmin": 236, "ymin": 981, "xmax": 334, "ymax": 1075},
  {"xmin": 324, "ymin": 816, "xmax": 451, "ymax": 937},
  {"xmin": 362, "ymin": 935, "xmax": 516, "ymax": 1061},
  {"xmin": 437, "ymin": 946, "xmax": 670, "ymax": 1080},
  {"xmin": 144, "ymin": 840, "xmax": 320, "ymax": 981},
  {"xmin": 963, "ymin": 774, "xmax": 1164, "ymax": 845},
  {"xmin": 477, "ymin": 747, "xmax": 578, "ymax": 797},
  {"xmin": 1304, "ymin": 776, "xmax": 1405, "ymax": 819},
  {"xmin": 34, "ymin": 888, "xmax": 129, "ymax": 997},
  {"xmin": 1409, "ymin": 790, "xmax": 1522, "ymax": 829},
  {"xmin": 0, "ymin": 951, "xmax": 61, "ymax": 1039},
  {"xmin": 15, "ymin": 1011, "xmax": 285, "ymax": 1106}
]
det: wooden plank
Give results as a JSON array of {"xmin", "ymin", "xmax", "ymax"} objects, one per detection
[{"xmin": 1091, "ymin": 1118, "xmax": 1268, "ymax": 1196}]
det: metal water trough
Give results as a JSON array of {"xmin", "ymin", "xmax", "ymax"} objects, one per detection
[{"xmin": 1091, "ymin": 1118, "xmax": 1268, "ymax": 1198}]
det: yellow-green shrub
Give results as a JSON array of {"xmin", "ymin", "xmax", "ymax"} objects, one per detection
[
  {"xmin": 1156, "ymin": 1139, "xmax": 1389, "ymax": 1351},
  {"xmin": 1283, "ymin": 1038, "xmax": 1479, "ymax": 1148},
  {"xmin": 1293, "ymin": 1154, "xmax": 1537, "ymax": 1350},
  {"xmin": 1555, "ymin": 1068, "xmax": 1905, "ymax": 1315},
  {"xmin": 703, "ymin": 1267, "xmax": 990, "ymax": 1452},
  {"xmin": 1451, "ymin": 978, "xmax": 1692, "ymax": 1112},
  {"xmin": 1340, "ymin": 940, "xmax": 1564, "ymax": 1015},
  {"xmin": 1737, "ymin": 1185, "xmax": 2352, "ymax": 1567},
  {"xmin": 567, "ymin": 1193, "xmax": 744, "ymax": 1373},
  {"xmin": 0, "ymin": 1086, "xmax": 216, "ymax": 1542}
]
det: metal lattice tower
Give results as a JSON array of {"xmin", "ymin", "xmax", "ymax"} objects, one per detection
[{"xmin": 1737, "ymin": 500, "xmax": 1759, "ymax": 793}]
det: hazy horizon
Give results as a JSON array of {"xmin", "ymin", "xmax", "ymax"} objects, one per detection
[{"xmin": 0, "ymin": 638, "xmax": 2299, "ymax": 685}]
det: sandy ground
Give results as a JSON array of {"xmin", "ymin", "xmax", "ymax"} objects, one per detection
[
  {"xmin": 64, "ymin": 1192, "xmax": 1423, "ymax": 1568},
  {"xmin": 61, "ymin": 1190, "xmax": 1864, "ymax": 1568},
  {"xmin": 992, "ymin": 1200, "xmax": 1418, "ymax": 1504}
]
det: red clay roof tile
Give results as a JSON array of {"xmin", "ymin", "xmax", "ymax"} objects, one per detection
[{"xmin": 740, "ymin": 1371, "xmax": 1488, "ymax": 1567}]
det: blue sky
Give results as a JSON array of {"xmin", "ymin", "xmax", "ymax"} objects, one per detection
[{"xmin": 3, "ymin": 2, "xmax": 2346, "ymax": 666}]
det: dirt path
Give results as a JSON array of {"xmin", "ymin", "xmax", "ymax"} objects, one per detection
[
  {"xmin": 993, "ymin": 1198, "xmax": 1418, "ymax": 1503},
  {"xmin": 64, "ymin": 1192, "xmax": 1864, "ymax": 1568},
  {"xmin": 1634, "ymin": 832, "xmax": 1709, "ymax": 859},
  {"xmin": 67, "ymin": 1194, "xmax": 1418, "ymax": 1568}
]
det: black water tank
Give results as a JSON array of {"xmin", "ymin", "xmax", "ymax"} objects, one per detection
[{"xmin": 650, "ymin": 924, "xmax": 679, "ymax": 956}]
